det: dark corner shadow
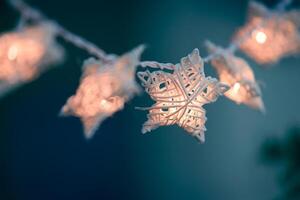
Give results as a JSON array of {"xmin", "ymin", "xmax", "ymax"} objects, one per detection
[{"xmin": 260, "ymin": 125, "xmax": 300, "ymax": 200}]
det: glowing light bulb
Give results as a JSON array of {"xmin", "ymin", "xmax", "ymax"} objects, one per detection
[
  {"xmin": 253, "ymin": 31, "xmax": 267, "ymax": 44},
  {"xmin": 100, "ymin": 99, "xmax": 108, "ymax": 106},
  {"xmin": 233, "ymin": 82, "xmax": 241, "ymax": 93},
  {"xmin": 8, "ymin": 45, "xmax": 19, "ymax": 61}
]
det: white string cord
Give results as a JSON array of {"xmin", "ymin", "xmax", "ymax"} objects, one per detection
[
  {"xmin": 8, "ymin": 0, "xmax": 111, "ymax": 62},
  {"xmin": 8, "ymin": 0, "xmax": 293, "ymax": 64}
]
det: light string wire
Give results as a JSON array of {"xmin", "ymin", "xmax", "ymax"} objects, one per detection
[
  {"xmin": 3, "ymin": 0, "xmax": 296, "ymax": 140},
  {"xmin": 8, "ymin": 0, "xmax": 112, "ymax": 63},
  {"xmin": 8, "ymin": 0, "xmax": 293, "ymax": 65}
]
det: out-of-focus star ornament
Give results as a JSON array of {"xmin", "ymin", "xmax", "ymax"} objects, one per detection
[
  {"xmin": 61, "ymin": 46, "xmax": 144, "ymax": 139},
  {"xmin": 234, "ymin": 1, "xmax": 300, "ymax": 64},
  {"xmin": 137, "ymin": 49, "xmax": 229, "ymax": 143},
  {"xmin": 206, "ymin": 41, "xmax": 265, "ymax": 112},
  {"xmin": 0, "ymin": 22, "xmax": 64, "ymax": 97}
]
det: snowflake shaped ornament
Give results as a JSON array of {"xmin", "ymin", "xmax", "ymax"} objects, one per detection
[
  {"xmin": 137, "ymin": 49, "xmax": 229, "ymax": 143},
  {"xmin": 206, "ymin": 41, "xmax": 265, "ymax": 112},
  {"xmin": 61, "ymin": 46, "xmax": 144, "ymax": 139},
  {"xmin": 234, "ymin": 1, "xmax": 300, "ymax": 64},
  {"xmin": 0, "ymin": 22, "xmax": 64, "ymax": 97}
]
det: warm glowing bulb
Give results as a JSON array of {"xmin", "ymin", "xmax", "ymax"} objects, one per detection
[
  {"xmin": 232, "ymin": 82, "xmax": 241, "ymax": 93},
  {"xmin": 100, "ymin": 99, "xmax": 108, "ymax": 106},
  {"xmin": 8, "ymin": 45, "xmax": 19, "ymax": 61},
  {"xmin": 254, "ymin": 31, "xmax": 267, "ymax": 44}
]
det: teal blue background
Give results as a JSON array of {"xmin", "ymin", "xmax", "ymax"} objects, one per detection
[{"xmin": 0, "ymin": 0, "xmax": 300, "ymax": 199}]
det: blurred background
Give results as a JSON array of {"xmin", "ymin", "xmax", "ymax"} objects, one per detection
[{"xmin": 0, "ymin": 0, "xmax": 300, "ymax": 199}]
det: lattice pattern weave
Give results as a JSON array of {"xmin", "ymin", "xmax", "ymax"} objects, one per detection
[{"xmin": 138, "ymin": 49, "xmax": 229, "ymax": 142}]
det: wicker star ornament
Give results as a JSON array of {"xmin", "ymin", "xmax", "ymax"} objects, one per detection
[
  {"xmin": 137, "ymin": 49, "xmax": 229, "ymax": 142},
  {"xmin": 234, "ymin": 1, "xmax": 300, "ymax": 64},
  {"xmin": 61, "ymin": 46, "xmax": 144, "ymax": 139},
  {"xmin": 0, "ymin": 22, "xmax": 64, "ymax": 97},
  {"xmin": 206, "ymin": 41, "xmax": 265, "ymax": 112}
]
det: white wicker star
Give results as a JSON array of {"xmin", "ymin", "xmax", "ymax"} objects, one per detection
[{"xmin": 137, "ymin": 49, "xmax": 229, "ymax": 142}]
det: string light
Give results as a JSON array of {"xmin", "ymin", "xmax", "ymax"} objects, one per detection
[
  {"xmin": 253, "ymin": 30, "xmax": 267, "ymax": 44},
  {"xmin": 7, "ymin": 45, "xmax": 19, "ymax": 61},
  {"xmin": 234, "ymin": 1, "xmax": 300, "ymax": 64},
  {"xmin": 206, "ymin": 41, "xmax": 264, "ymax": 112},
  {"xmin": 137, "ymin": 49, "xmax": 229, "ymax": 142},
  {"xmin": 61, "ymin": 46, "xmax": 144, "ymax": 139},
  {"xmin": 0, "ymin": 23, "xmax": 64, "ymax": 96},
  {"xmin": 232, "ymin": 82, "xmax": 241, "ymax": 94},
  {"xmin": 1, "ymin": 0, "xmax": 298, "ymax": 143}
]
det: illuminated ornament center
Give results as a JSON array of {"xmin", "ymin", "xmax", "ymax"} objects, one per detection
[
  {"xmin": 232, "ymin": 82, "xmax": 241, "ymax": 93},
  {"xmin": 100, "ymin": 99, "xmax": 109, "ymax": 108},
  {"xmin": 253, "ymin": 31, "xmax": 267, "ymax": 44},
  {"xmin": 100, "ymin": 99, "xmax": 107, "ymax": 105},
  {"xmin": 8, "ymin": 45, "xmax": 19, "ymax": 61}
]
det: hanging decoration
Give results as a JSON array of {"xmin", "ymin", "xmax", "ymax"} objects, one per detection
[
  {"xmin": 0, "ymin": 0, "xmax": 298, "ymax": 143},
  {"xmin": 60, "ymin": 46, "xmax": 144, "ymax": 139},
  {"xmin": 205, "ymin": 41, "xmax": 264, "ymax": 112},
  {"xmin": 234, "ymin": 1, "xmax": 300, "ymax": 64},
  {"xmin": 137, "ymin": 49, "xmax": 229, "ymax": 142},
  {"xmin": 0, "ymin": 22, "xmax": 64, "ymax": 97}
]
